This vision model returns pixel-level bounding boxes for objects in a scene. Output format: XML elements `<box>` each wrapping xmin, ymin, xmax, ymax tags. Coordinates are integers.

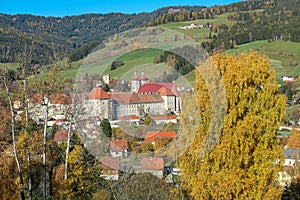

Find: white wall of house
<box><xmin>115</xmin><ymin>102</ymin><xmax>165</xmax><ymax>119</ymax></box>
<box><xmin>85</xmin><ymin>99</ymin><xmax>113</xmax><ymax>120</ymax></box>
<box><xmin>284</xmin><ymin>158</ymin><xmax>298</xmax><ymax>166</ymax></box>
<box><xmin>110</xmin><ymin>149</ymin><xmax>128</xmax><ymax>157</ymax></box>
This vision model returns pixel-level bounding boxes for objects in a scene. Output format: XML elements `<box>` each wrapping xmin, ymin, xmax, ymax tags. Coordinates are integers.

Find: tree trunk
<box><xmin>49</xmin><ymin>145</ymin><xmax>53</xmax><ymax>199</ymax></box>
<box><xmin>27</xmin><ymin>153</ymin><xmax>32</xmax><ymax>200</ymax></box>
<box><xmin>42</xmin><ymin>103</ymin><xmax>48</xmax><ymax>200</ymax></box>
<box><xmin>64</xmin><ymin>122</ymin><xmax>72</xmax><ymax>180</ymax></box>
<box><xmin>4</xmin><ymin>82</ymin><xmax>26</xmax><ymax>200</ymax></box>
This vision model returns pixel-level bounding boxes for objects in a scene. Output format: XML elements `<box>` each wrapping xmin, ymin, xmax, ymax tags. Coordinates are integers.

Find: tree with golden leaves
<box><xmin>180</xmin><ymin>52</ymin><xmax>286</xmax><ymax>199</ymax></box>
<box><xmin>287</xmin><ymin>129</ymin><xmax>300</xmax><ymax>148</ymax></box>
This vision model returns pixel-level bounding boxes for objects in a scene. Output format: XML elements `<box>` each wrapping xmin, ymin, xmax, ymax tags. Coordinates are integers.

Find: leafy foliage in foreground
<box><xmin>180</xmin><ymin>52</ymin><xmax>286</xmax><ymax>199</ymax></box>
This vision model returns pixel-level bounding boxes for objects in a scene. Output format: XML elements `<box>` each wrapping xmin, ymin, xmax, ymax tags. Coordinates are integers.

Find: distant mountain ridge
<box><xmin>0</xmin><ymin>6</ymin><xmax>204</xmax><ymax>65</ymax></box>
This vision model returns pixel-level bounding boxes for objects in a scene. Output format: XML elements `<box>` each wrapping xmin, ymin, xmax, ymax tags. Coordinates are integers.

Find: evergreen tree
<box><xmin>100</xmin><ymin>119</ymin><xmax>112</xmax><ymax>138</ymax></box>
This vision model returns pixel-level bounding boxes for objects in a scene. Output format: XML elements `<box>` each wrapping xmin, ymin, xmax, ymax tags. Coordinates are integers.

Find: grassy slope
<box><xmin>159</xmin><ymin>12</ymin><xmax>233</xmax><ymax>42</ymax></box>
<box><xmin>225</xmin><ymin>40</ymin><xmax>300</xmax><ymax>81</ymax></box>
<box><xmin>52</xmin><ymin>10</ymin><xmax>300</xmax><ymax>88</ymax></box>
<box><xmin>64</xmin><ymin>12</ymin><xmax>236</xmax><ymax>84</ymax></box>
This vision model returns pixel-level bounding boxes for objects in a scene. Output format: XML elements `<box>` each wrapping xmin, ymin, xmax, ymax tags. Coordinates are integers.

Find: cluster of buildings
<box><xmin>28</xmin><ymin>72</ymin><xmax>182</xmax><ymax>125</ymax></box>
<box><xmin>25</xmin><ymin>72</ymin><xmax>182</xmax><ymax>182</ymax></box>
<box><xmin>53</xmin><ymin>128</ymin><xmax>178</xmax><ymax>181</ymax></box>
<box><xmin>179</xmin><ymin>23</ymin><xmax>212</xmax><ymax>30</ymax></box>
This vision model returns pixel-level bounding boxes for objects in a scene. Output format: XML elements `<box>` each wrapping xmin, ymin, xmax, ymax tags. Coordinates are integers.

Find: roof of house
<box><xmin>151</xmin><ymin>116</ymin><xmax>177</xmax><ymax>121</ymax></box>
<box><xmin>138</xmin><ymin>82</ymin><xmax>179</xmax><ymax>96</ymax></box>
<box><xmin>145</xmin><ymin>131</ymin><xmax>177</xmax><ymax>142</ymax></box>
<box><xmin>54</xmin><ymin>129</ymin><xmax>69</xmax><ymax>142</ymax></box>
<box><xmin>30</xmin><ymin>94</ymin><xmax>72</xmax><ymax>105</ymax></box>
<box><xmin>99</xmin><ymin>157</ymin><xmax>120</xmax><ymax>170</ymax></box>
<box><xmin>284</xmin><ymin>148</ymin><xmax>300</xmax><ymax>159</ymax></box>
<box><xmin>158</xmin><ymin>87</ymin><xmax>175</xmax><ymax>96</ymax></box>
<box><xmin>141</xmin><ymin>157</ymin><xmax>164</xmax><ymax>171</ymax></box>
<box><xmin>118</xmin><ymin>115</ymin><xmax>140</xmax><ymax>121</ymax></box>
<box><xmin>110</xmin><ymin>139</ymin><xmax>128</xmax><ymax>152</ymax></box>
<box><xmin>112</xmin><ymin>92</ymin><xmax>163</xmax><ymax>104</ymax></box>
<box><xmin>88</xmin><ymin>87</ymin><xmax>111</xmax><ymax>99</ymax></box>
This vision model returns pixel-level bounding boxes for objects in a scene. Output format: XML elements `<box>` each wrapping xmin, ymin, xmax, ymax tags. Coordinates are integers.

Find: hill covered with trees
<box><xmin>0</xmin><ymin>6</ymin><xmax>204</xmax><ymax>65</ymax></box>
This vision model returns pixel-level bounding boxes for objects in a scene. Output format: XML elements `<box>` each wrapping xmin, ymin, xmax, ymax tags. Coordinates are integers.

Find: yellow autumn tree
<box><xmin>287</xmin><ymin>129</ymin><xmax>300</xmax><ymax>148</ymax></box>
<box><xmin>180</xmin><ymin>52</ymin><xmax>286</xmax><ymax>199</ymax></box>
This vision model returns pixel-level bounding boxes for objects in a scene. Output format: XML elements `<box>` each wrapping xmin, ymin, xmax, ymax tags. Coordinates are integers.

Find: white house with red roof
<box><xmin>99</xmin><ymin>157</ymin><xmax>120</xmax><ymax>180</ymax></box>
<box><xmin>86</xmin><ymin>87</ymin><xmax>113</xmax><ymax>120</ymax></box>
<box><xmin>110</xmin><ymin>139</ymin><xmax>128</xmax><ymax>157</ymax></box>
<box><xmin>140</xmin><ymin>157</ymin><xmax>164</xmax><ymax>178</ymax></box>
<box><xmin>112</xmin><ymin>92</ymin><xmax>165</xmax><ymax>118</ymax></box>
<box><xmin>138</xmin><ymin>82</ymin><xmax>181</xmax><ymax>113</ymax></box>
<box><xmin>151</xmin><ymin>115</ymin><xmax>178</xmax><ymax>125</ymax></box>
<box><xmin>54</xmin><ymin>129</ymin><xmax>70</xmax><ymax>144</ymax></box>
<box><xmin>145</xmin><ymin>131</ymin><xmax>177</xmax><ymax>145</ymax></box>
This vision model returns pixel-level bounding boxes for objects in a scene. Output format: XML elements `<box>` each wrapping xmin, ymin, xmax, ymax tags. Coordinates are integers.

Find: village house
<box><xmin>112</xmin><ymin>92</ymin><xmax>165</xmax><ymax>118</ymax></box>
<box><xmin>140</xmin><ymin>157</ymin><xmax>164</xmax><ymax>178</ymax></box>
<box><xmin>284</xmin><ymin>147</ymin><xmax>300</xmax><ymax>167</ymax></box>
<box><xmin>86</xmin><ymin>87</ymin><xmax>114</xmax><ymax>120</ymax></box>
<box><xmin>110</xmin><ymin>139</ymin><xmax>128</xmax><ymax>157</ymax></box>
<box><xmin>53</xmin><ymin>129</ymin><xmax>69</xmax><ymax>144</ymax></box>
<box><xmin>145</xmin><ymin>131</ymin><xmax>177</xmax><ymax>145</ymax></box>
<box><xmin>151</xmin><ymin>115</ymin><xmax>178</xmax><ymax>125</ymax></box>
<box><xmin>281</xmin><ymin>76</ymin><xmax>294</xmax><ymax>82</ymax></box>
<box><xmin>99</xmin><ymin>157</ymin><xmax>120</xmax><ymax>180</ymax></box>
<box><xmin>137</xmin><ymin>82</ymin><xmax>181</xmax><ymax>113</ymax></box>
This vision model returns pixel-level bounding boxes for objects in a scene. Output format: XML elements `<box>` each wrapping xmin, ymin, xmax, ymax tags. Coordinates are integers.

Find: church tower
<box><xmin>131</xmin><ymin>70</ymin><xmax>140</xmax><ymax>92</ymax></box>
<box><xmin>140</xmin><ymin>71</ymin><xmax>148</xmax><ymax>86</ymax></box>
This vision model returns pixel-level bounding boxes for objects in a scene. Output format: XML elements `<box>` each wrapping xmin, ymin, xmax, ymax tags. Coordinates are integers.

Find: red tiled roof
<box><xmin>145</xmin><ymin>131</ymin><xmax>176</xmax><ymax>142</ymax></box>
<box><xmin>54</xmin><ymin>130</ymin><xmax>69</xmax><ymax>142</ymax></box>
<box><xmin>99</xmin><ymin>157</ymin><xmax>120</xmax><ymax>170</ymax></box>
<box><xmin>118</xmin><ymin>115</ymin><xmax>140</xmax><ymax>120</ymax></box>
<box><xmin>110</xmin><ymin>139</ymin><xmax>128</xmax><ymax>152</ymax></box>
<box><xmin>158</xmin><ymin>87</ymin><xmax>175</xmax><ymax>96</ymax></box>
<box><xmin>138</xmin><ymin>82</ymin><xmax>179</xmax><ymax>96</ymax></box>
<box><xmin>88</xmin><ymin>87</ymin><xmax>111</xmax><ymax>99</ymax></box>
<box><xmin>30</xmin><ymin>94</ymin><xmax>72</xmax><ymax>105</ymax></box>
<box><xmin>141</xmin><ymin>157</ymin><xmax>164</xmax><ymax>171</ymax></box>
<box><xmin>112</xmin><ymin>92</ymin><xmax>163</xmax><ymax>104</ymax></box>
<box><xmin>151</xmin><ymin>116</ymin><xmax>177</xmax><ymax>120</ymax></box>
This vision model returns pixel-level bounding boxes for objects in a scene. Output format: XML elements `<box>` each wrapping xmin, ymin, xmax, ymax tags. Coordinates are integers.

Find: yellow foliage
<box><xmin>180</xmin><ymin>52</ymin><xmax>286</xmax><ymax>199</ymax></box>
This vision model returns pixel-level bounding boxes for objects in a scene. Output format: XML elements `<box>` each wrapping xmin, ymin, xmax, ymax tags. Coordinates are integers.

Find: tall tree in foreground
<box><xmin>180</xmin><ymin>52</ymin><xmax>286</xmax><ymax>199</ymax></box>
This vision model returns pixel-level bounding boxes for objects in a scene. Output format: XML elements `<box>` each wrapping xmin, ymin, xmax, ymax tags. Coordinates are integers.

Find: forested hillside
<box><xmin>0</xmin><ymin>6</ymin><xmax>204</xmax><ymax>65</ymax></box>
<box><xmin>148</xmin><ymin>0</ymin><xmax>300</xmax><ymax>55</ymax></box>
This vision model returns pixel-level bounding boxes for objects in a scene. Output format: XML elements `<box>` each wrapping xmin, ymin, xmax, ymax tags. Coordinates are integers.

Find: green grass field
<box><xmin>103</xmin><ymin>48</ymin><xmax>164</xmax><ymax>79</ymax></box>
<box><xmin>159</xmin><ymin>12</ymin><xmax>234</xmax><ymax>42</ymax></box>
<box><xmin>225</xmin><ymin>40</ymin><xmax>300</xmax><ymax>81</ymax></box>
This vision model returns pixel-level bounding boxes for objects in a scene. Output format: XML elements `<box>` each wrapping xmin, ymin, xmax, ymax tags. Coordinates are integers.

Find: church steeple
<box><xmin>131</xmin><ymin>70</ymin><xmax>140</xmax><ymax>92</ymax></box>
<box><xmin>140</xmin><ymin>70</ymin><xmax>148</xmax><ymax>86</ymax></box>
